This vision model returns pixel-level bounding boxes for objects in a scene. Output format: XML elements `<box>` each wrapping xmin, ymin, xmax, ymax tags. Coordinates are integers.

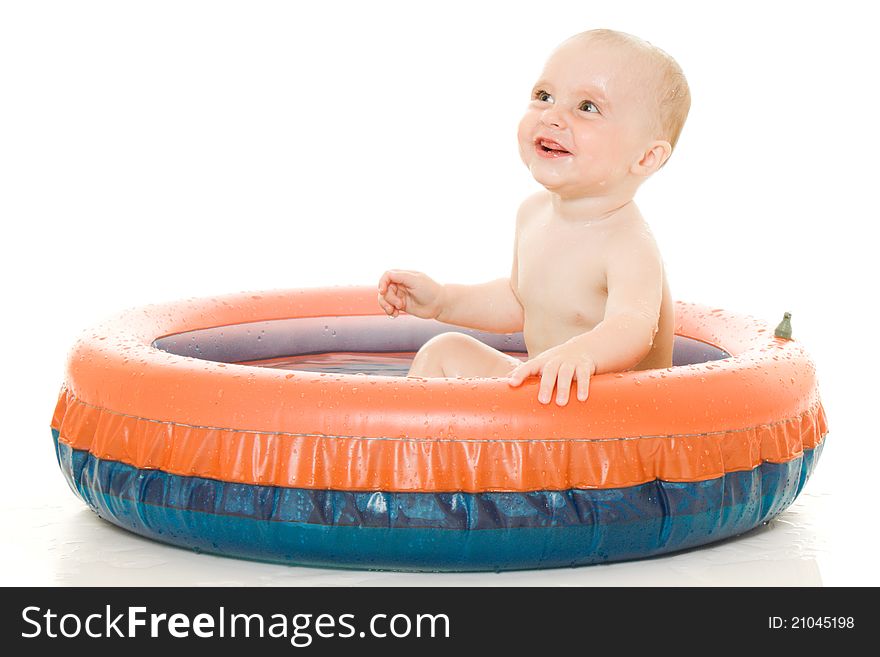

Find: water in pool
<box><xmin>233</xmin><ymin>335</ymin><xmax>728</xmax><ymax>375</ymax></box>
<box><xmin>237</xmin><ymin>352</ymin><xmax>528</xmax><ymax>377</ymax></box>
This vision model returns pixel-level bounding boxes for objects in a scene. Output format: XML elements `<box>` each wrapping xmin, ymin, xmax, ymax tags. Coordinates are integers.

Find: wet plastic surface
<box><xmin>49</xmin><ymin>288</ymin><xmax>828</xmax><ymax>571</ymax></box>
<box><xmin>2</xmin><ymin>480</ymin><xmax>834</xmax><ymax>585</ymax></box>
<box><xmin>54</xmin><ymin>429</ymin><xmax>822</xmax><ymax>571</ymax></box>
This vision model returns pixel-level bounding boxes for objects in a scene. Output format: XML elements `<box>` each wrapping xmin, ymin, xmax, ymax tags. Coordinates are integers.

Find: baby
<box><xmin>377</xmin><ymin>29</ymin><xmax>690</xmax><ymax>406</ymax></box>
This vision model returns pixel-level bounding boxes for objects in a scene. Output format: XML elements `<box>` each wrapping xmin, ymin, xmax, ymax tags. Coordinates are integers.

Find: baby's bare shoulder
<box><xmin>607</xmin><ymin>214</ymin><xmax>664</xmax><ymax>269</ymax></box>
<box><xmin>516</xmin><ymin>190</ymin><xmax>549</xmax><ymax>227</ymax></box>
<box><xmin>611</xmin><ymin>208</ymin><xmax>660</xmax><ymax>245</ymax></box>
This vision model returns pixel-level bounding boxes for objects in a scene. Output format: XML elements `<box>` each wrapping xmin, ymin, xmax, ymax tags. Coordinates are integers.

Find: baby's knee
<box><xmin>408</xmin><ymin>332</ymin><xmax>474</xmax><ymax>377</ymax></box>
<box><xmin>420</xmin><ymin>331</ymin><xmax>474</xmax><ymax>353</ymax></box>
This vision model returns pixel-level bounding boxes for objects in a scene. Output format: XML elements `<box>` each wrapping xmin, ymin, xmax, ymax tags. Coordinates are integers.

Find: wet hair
<box><xmin>564</xmin><ymin>29</ymin><xmax>691</xmax><ymax>153</ymax></box>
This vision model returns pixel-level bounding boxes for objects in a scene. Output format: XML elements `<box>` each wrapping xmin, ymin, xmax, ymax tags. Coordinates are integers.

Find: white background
<box><xmin>1</xmin><ymin>0</ymin><xmax>877</xmax><ymax>586</ymax></box>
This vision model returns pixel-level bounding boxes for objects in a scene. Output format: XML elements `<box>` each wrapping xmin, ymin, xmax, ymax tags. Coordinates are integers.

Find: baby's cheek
<box><xmin>516</xmin><ymin>115</ymin><xmax>534</xmax><ymax>142</ymax></box>
<box><xmin>516</xmin><ymin>120</ymin><xmax>535</xmax><ymax>162</ymax></box>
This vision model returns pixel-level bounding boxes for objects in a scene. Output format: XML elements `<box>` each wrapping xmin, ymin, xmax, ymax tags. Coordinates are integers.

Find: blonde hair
<box><xmin>565</xmin><ymin>29</ymin><xmax>691</xmax><ymax>152</ymax></box>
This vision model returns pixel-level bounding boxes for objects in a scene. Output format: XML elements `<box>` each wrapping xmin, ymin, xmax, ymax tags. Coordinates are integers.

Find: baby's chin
<box><xmin>526</xmin><ymin>161</ymin><xmax>572</xmax><ymax>190</ymax></box>
<box><xmin>526</xmin><ymin>165</ymin><xmax>618</xmax><ymax>199</ymax></box>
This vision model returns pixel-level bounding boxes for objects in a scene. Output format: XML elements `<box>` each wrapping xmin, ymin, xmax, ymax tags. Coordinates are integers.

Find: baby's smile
<box><xmin>535</xmin><ymin>137</ymin><xmax>573</xmax><ymax>159</ymax></box>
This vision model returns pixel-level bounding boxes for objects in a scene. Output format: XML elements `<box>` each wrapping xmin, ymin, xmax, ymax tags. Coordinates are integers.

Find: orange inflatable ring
<box><xmin>50</xmin><ymin>286</ymin><xmax>828</xmax><ymax>570</ymax></box>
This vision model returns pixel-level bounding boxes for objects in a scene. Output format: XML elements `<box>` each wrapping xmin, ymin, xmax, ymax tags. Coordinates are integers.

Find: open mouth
<box><xmin>535</xmin><ymin>138</ymin><xmax>572</xmax><ymax>158</ymax></box>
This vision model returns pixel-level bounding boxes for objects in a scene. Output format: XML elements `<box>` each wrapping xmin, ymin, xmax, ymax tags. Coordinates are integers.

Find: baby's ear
<box><xmin>631</xmin><ymin>140</ymin><xmax>672</xmax><ymax>177</ymax></box>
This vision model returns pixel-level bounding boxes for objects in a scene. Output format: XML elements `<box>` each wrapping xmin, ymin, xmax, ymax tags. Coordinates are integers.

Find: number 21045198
<box><xmin>769</xmin><ymin>617</ymin><xmax>854</xmax><ymax>629</ymax></box>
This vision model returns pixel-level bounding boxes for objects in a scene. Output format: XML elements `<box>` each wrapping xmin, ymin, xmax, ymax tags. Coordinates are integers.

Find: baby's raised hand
<box><xmin>508</xmin><ymin>342</ymin><xmax>597</xmax><ymax>406</ymax></box>
<box><xmin>377</xmin><ymin>269</ymin><xmax>445</xmax><ymax>320</ymax></box>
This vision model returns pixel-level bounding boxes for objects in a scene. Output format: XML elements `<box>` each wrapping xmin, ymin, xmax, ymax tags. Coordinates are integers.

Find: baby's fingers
<box><xmin>555</xmin><ymin>363</ymin><xmax>576</xmax><ymax>406</ymax></box>
<box><xmin>378</xmin><ymin>271</ymin><xmax>392</xmax><ymax>295</ymax></box>
<box><xmin>377</xmin><ymin>292</ymin><xmax>397</xmax><ymax>317</ymax></box>
<box><xmin>575</xmin><ymin>364</ymin><xmax>592</xmax><ymax>401</ymax></box>
<box><xmin>385</xmin><ymin>283</ymin><xmax>404</xmax><ymax>306</ymax></box>
<box><xmin>538</xmin><ymin>360</ymin><xmax>561</xmax><ymax>404</ymax></box>
<box><xmin>508</xmin><ymin>360</ymin><xmax>540</xmax><ymax>387</ymax></box>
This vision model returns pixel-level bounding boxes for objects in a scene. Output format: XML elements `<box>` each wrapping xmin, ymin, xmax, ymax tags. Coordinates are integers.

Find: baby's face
<box><xmin>517</xmin><ymin>37</ymin><xmax>662</xmax><ymax>197</ymax></box>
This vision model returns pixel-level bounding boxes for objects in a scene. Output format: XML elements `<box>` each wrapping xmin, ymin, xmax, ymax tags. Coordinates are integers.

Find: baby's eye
<box><xmin>533</xmin><ymin>89</ymin><xmax>553</xmax><ymax>103</ymax></box>
<box><xmin>579</xmin><ymin>100</ymin><xmax>599</xmax><ymax>114</ymax></box>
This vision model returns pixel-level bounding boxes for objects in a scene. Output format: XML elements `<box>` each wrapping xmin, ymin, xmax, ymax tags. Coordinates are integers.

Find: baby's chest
<box><xmin>516</xmin><ymin>231</ymin><xmax>608</xmax><ymax>322</ymax></box>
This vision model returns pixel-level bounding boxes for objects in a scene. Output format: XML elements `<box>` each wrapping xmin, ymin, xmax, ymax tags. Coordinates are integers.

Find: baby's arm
<box><xmin>569</xmin><ymin>235</ymin><xmax>663</xmax><ymax>373</ymax></box>
<box><xmin>379</xmin><ymin>265</ymin><xmax>522</xmax><ymax>333</ymax></box>
<box><xmin>435</xmin><ymin>276</ymin><xmax>523</xmax><ymax>333</ymax></box>
<box><xmin>509</xmin><ymin>232</ymin><xmax>663</xmax><ymax>404</ymax></box>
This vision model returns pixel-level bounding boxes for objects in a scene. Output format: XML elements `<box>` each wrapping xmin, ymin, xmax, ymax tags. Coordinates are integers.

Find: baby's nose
<box><xmin>540</xmin><ymin>106</ymin><xmax>566</xmax><ymax>129</ymax></box>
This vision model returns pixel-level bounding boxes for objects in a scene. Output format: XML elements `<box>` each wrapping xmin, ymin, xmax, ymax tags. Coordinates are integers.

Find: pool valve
<box><xmin>774</xmin><ymin>312</ymin><xmax>792</xmax><ymax>340</ymax></box>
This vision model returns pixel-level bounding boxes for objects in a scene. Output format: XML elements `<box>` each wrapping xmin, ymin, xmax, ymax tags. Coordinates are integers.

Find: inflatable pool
<box><xmin>50</xmin><ymin>286</ymin><xmax>827</xmax><ymax>571</ymax></box>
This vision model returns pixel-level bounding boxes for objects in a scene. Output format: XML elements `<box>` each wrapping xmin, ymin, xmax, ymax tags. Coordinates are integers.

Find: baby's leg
<box><xmin>407</xmin><ymin>332</ymin><xmax>522</xmax><ymax>378</ymax></box>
